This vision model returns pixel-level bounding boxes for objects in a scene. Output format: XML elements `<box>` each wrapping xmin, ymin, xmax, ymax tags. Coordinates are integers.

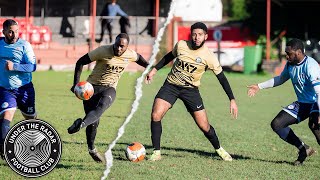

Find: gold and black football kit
<box><xmin>150</xmin><ymin>23</ymin><xmax>235</xmax><ymax>159</ymax></box>
<box><xmin>87</xmin><ymin>45</ymin><xmax>139</xmax><ymax>88</ymax></box>
<box><xmin>70</xmin><ymin>44</ymin><xmax>149</xmax><ymax>152</ymax></box>
<box><xmin>167</xmin><ymin>40</ymin><xmax>222</xmax><ymax>88</ymax></box>
<box><xmin>154</xmin><ymin>40</ymin><xmax>234</xmax><ymax>112</ymax></box>
<box><xmin>74</xmin><ymin>45</ymin><xmax>148</xmax><ymax>121</ymax></box>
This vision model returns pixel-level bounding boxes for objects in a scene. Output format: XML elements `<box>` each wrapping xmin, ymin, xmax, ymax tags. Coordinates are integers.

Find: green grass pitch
<box><xmin>1</xmin><ymin>69</ymin><xmax>319</xmax><ymax>179</ymax></box>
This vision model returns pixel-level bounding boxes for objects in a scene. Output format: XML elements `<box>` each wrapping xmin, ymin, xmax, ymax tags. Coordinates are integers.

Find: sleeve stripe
<box><xmin>312</xmin><ymin>82</ymin><xmax>320</xmax><ymax>86</ymax></box>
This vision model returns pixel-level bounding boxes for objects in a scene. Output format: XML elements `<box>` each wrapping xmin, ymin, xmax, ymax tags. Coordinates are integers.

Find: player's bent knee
<box><xmin>151</xmin><ymin>112</ymin><xmax>162</xmax><ymax>122</ymax></box>
<box><xmin>3</xmin><ymin>110</ymin><xmax>16</xmax><ymax>121</ymax></box>
<box><xmin>270</xmin><ymin>120</ymin><xmax>277</xmax><ymax>132</ymax></box>
<box><xmin>151</xmin><ymin>107</ymin><xmax>167</xmax><ymax>121</ymax></box>
<box><xmin>197</xmin><ymin>121</ymin><xmax>210</xmax><ymax>132</ymax></box>
<box><xmin>271</xmin><ymin>118</ymin><xmax>283</xmax><ymax>132</ymax></box>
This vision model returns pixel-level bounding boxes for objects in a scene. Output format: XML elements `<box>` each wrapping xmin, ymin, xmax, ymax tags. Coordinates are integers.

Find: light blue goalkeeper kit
<box><xmin>0</xmin><ymin>37</ymin><xmax>36</xmax><ymax>90</ymax></box>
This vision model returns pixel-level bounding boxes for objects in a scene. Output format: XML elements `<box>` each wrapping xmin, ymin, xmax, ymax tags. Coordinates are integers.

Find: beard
<box><xmin>191</xmin><ymin>40</ymin><xmax>205</xmax><ymax>50</ymax></box>
<box><xmin>5</xmin><ymin>36</ymin><xmax>17</xmax><ymax>44</ymax></box>
<box><xmin>287</xmin><ymin>57</ymin><xmax>300</xmax><ymax>65</ymax></box>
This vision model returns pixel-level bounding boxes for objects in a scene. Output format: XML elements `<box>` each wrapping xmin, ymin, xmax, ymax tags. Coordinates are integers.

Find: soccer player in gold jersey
<box><xmin>68</xmin><ymin>33</ymin><xmax>149</xmax><ymax>163</ymax></box>
<box><xmin>145</xmin><ymin>22</ymin><xmax>238</xmax><ymax>161</ymax></box>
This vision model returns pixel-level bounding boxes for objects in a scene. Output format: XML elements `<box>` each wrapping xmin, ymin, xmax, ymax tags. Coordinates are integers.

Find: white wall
<box><xmin>173</xmin><ymin>0</ymin><xmax>222</xmax><ymax>22</ymax></box>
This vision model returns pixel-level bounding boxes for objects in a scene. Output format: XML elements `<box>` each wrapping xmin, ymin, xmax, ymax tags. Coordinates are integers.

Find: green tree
<box><xmin>232</xmin><ymin>0</ymin><xmax>250</xmax><ymax>20</ymax></box>
<box><xmin>222</xmin><ymin>0</ymin><xmax>250</xmax><ymax>20</ymax></box>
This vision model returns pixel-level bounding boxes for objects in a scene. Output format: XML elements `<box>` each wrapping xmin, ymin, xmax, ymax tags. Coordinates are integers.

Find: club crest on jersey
<box><xmin>15</xmin><ymin>47</ymin><xmax>22</xmax><ymax>51</ymax></box>
<box><xmin>195</xmin><ymin>57</ymin><xmax>202</xmax><ymax>63</ymax></box>
<box><xmin>2</xmin><ymin>102</ymin><xmax>9</xmax><ymax>108</ymax></box>
<box><xmin>287</xmin><ymin>104</ymin><xmax>295</xmax><ymax>110</ymax></box>
<box><xmin>314</xmin><ymin>77</ymin><xmax>320</xmax><ymax>84</ymax></box>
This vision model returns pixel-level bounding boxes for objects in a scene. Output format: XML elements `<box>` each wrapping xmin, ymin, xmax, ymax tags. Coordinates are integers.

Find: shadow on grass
<box><xmin>111</xmin><ymin>143</ymin><xmax>305</xmax><ymax>166</ymax></box>
<box><xmin>250</xmin><ymin>158</ymin><xmax>293</xmax><ymax>165</ymax></box>
<box><xmin>55</xmin><ymin>163</ymin><xmax>83</xmax><ymax>169</ymax></box>
<box><xmin>0</xmin><ymin>161</ymin><xmax>8</xmax><ymax>167</ymax></box>
<box><xmin>62</xmin><ymin>140</ymin><xmax>110</xmax><ymax>146</ymax></box>
<box><xmin>104</xmin><ymin>115</ymin><xmax>127</xmax><ymax>118</ymax></box>
<box><xmin>65</xmin><ymin>115</ymin><xmax>127</xmax><ymax>122</ymax></box>
<box><xmin>60</xmin><ymin>141</ymin><xmax>301</xmax><ymax>167</ymax></box>
<box><xmin>55</xmin><ymin>163</ymin><xmax>104</xmax><ymax>170</ymax></box>
<box><xmin>143</xmin><ymin>145</ymin><xmax>298</xmax><ymax>165</ymax></box>
<box><xmin>110</xmin><ymin>142</ymin><xmax>252</xmax><ymax>161</ymax></box>
<box><xmin>160</xmin><ymin>146</ymin><xmax>252</xmax><ymax>161</ymax></box>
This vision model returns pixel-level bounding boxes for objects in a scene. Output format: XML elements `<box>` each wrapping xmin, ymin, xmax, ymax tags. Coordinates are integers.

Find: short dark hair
<box><xmin>287</xmin><ymin>38</ymin><xmax>304</xmax><ymax>52</ymax></box>
<box><xmin>3</xmin><ymin>19</ymin><xmax>18</xmax><ymax>30</ymax></box>
<box><xmin>191</xmin><ymin>22</ymin><xmax>208</xmax><ymax>33</ymax></box>
<box><xmin>115</xmin><ymin>33</ymin><xmax>130</xmax><ymax>43</ymax></box>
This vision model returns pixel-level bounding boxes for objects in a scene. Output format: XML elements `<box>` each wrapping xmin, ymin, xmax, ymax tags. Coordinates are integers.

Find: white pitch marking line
<box><xmin>101</xmin><ymin>1</ymin><xmax>178</xmax><ymax>179</ymax></box>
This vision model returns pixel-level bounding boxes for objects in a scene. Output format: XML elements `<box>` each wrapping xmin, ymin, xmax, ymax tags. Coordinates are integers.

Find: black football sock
<box><xmin>151</xmin><ymin>121</ymin><xmax>162</xmax><ymax>150</ymax></box>
<box><xmin>285</xmin><ymin>129</ymin><xmax>304</xmax><ymax>149</ymax></box>
<box><xmin>203</xmin><ymin>125</ymin><xmax>220</xmax><ymax>149</ymax></box>
<box><xmin>86</xmin><ymin>122</ymin><xmax>99</xmax><ymax>150</ymax></box>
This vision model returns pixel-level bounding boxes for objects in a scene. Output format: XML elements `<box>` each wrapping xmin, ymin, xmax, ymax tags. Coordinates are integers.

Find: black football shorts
<box><xmin>155</xmin><ymin>81</ymin><xmax>204</xmax><ymax>112</ymax></box>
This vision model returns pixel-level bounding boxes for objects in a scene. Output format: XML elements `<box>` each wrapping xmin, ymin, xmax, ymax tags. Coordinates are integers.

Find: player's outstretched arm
<box><xmin>230</xmin><ymin>99</ymin><xmax>238</xmax><ymax>119</ymax></box>
<box><xmin>71</xmin><ymin>54</ymin><xmax>92</xmax><ymax>93</ymax></box>
<box><xmin>145</xmin><ymin>68</ymin><xmax>157</xmax><ymax>84</ymax></box>
<box><xmin>135</xmin><ymin>53</ymin><xmax>149</xmax><ymax>68</ymax></box>
<box><xmin>247</xmin><ymin>75</ymin><xmax>288</xmax><ymax>98</ymax></box>
<box><xmin>145</xmin><ymin>51</ymin><xmax>175</xmax><ymax>84</ymax></box>
<box><xmin>216</xmin><ymin>72</ymin><xmax>238</xmax><ymax>119</ymax></box>
<box><xmin>247</xmin><ymin>84</ymin><xmax>260</xmax><ymax>97</ymax></box>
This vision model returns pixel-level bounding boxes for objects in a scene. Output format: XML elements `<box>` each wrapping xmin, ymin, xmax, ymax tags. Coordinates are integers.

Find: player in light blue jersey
<box><xmin>247</xmin><ymin>38</ymin><xmax>320</xmax><ymax>166</ymax></box>
<box><xmin>0</xmin><ymin>19</ymin><xmax>37</xmax><ymax>158</ymax></box>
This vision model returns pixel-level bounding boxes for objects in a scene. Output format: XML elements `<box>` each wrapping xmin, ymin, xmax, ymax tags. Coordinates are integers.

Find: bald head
<box><xmin>113</xmin><ymin>33</ymin><xmax>129</xmax><ymax>56</ymax></box>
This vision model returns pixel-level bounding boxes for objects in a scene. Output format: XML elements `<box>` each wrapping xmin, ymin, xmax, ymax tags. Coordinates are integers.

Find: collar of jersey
<box><xmin>295</xmin><ymin>55</ymin><xmax>307</xmax><ymax>66</ymax></box>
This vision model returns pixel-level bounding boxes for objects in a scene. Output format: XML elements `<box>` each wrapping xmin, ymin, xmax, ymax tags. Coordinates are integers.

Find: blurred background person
<box><xmin>139</xmin><ymin>19</ymin><xmax>154</xmax><ymax>37</ymax></box>
<box><xmin>59</xmin><ymin>9</ymin><xmax>75</xmax><ymax>38</ymax></box>
<box><xmin>97</xmin><ymin>0</ymin><xmax>128</xmax><ymax>43</ymax></box>
<box><xmin>119</xmin><ymin>16</ymin><xmax>130</xmax><ymax>34</ymax></box>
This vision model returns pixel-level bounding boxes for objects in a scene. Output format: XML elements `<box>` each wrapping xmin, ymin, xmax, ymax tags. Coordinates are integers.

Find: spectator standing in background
<box><xmin>119</xmin><ymin>16</ymin><xmax>130</xmax><ymax>34</ymax></box>
<box><xmin>97</xmin><ymin>0</ymin><xmax>128</xmax><ymax>43</ymax></box>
